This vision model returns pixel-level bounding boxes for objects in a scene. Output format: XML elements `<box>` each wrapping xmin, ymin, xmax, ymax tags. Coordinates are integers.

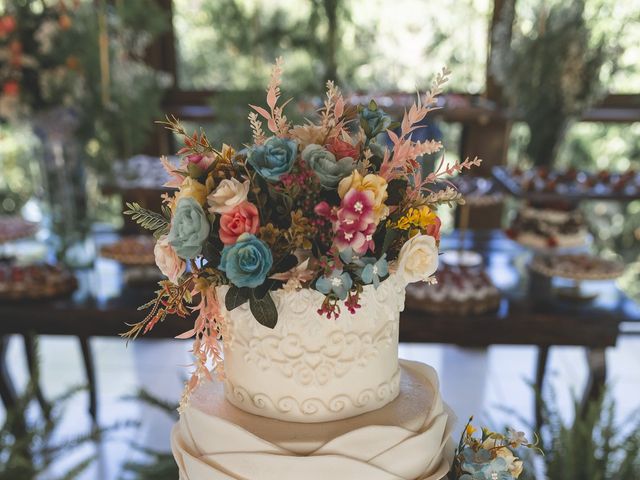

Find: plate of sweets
<box><xmin>0</xmin><ymin>216</ymin><xmax>38</xmax><ymax>244</ymax></box>
<box><xmin>100</xmin><ymin>235</ymin><xmax>156</xmax><ymax>266</ymax></box>
<box><xmin>506</xmin><ymin>201</ymin><xmax>588</xmax><ymax>250</ymax></box>
<box><xmin>530</xmin><ymin>253</ymin><xmax>625</xmax><ymax>281</ymax></box>
<box><xmin>449</xmin><ymin>175</ymin><xmax>504</xmax><ymax>207</ymax></box>
<box><xmin>405</xmin><ymin>263</ymin><xmax>501</xmax><ymax>315</ymax></box>
<box><xmin>493</xmin><ymin>166</ymin><xmax>640</xmax><ymax>201</ymax></box>
<box><xmin>0</xmin><ymin>262</ymin><xmax>78</xmax><ymax>301</ymax></box>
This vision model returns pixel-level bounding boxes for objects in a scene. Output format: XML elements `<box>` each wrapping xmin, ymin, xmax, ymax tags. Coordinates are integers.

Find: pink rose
<box><xmin>186</xmin><ymin>153</ymin><xmax>215</xmax><ymax>170</ymax></box>
<box><xmin>154</xmin><ymin>234</ymin><xmax>186</xmax><ymax>283</ymax></box>
<box><xmin>219</xmin><ymin>202</ymin><xmax>260</xmax><ymax>245</ymax></box>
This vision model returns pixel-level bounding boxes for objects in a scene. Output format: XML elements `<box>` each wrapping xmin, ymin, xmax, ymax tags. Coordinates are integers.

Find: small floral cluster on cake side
<box><xmin>449</xmin><ymin>419</ymin><xmax>539</xmax><ymax>480</ymax></box>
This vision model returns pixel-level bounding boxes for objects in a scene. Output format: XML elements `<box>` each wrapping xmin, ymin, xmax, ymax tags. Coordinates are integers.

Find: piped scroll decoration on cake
<box><xmin>225</xmin><ymin>367</ymin><xmax>401</xmax><ymax>417</ymax></box>
<box><xmin>223</xmin><ymin>276</ymin><xmax>403</xmax><ymax>387</ymax></box>
<box><xmin>233</xmin><ymin>322</ymin><xmax>396</xmax><ymax>386</ymax></box>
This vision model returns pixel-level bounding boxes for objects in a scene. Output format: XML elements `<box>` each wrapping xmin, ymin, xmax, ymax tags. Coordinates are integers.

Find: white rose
<box><xmin>207</xmin><ymin>178</ymin><xmax>250</xmax><ymax>214</ymax></box>
<box><xmin>154</xmin><ymin>234</ymin><xmax>186</xmax><ymax>283</ymax></box>
<box><xmin>396</xmin><ymin>234</ymin><xmax>438</xmax><ymax>284</ymax></box>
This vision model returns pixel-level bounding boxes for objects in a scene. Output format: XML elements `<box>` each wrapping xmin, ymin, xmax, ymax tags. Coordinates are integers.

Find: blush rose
<box><xmin>219</xmin><ymin>201</ymin><xmax>260</xmax><ymax>245</ymax></box>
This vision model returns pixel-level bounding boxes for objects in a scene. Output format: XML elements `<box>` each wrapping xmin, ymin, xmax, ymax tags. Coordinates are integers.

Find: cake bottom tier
<box><xmin>171</xmin><ymin>360</ymin><xmax>455</xmax><ymax>480</ymax></box>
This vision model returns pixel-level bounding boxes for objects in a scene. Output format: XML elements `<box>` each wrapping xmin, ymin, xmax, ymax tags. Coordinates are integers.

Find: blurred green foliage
<box><xmin>173</xmin><ymin>0</ymin><xmax>491</xmax><ymax>93</ymax></box>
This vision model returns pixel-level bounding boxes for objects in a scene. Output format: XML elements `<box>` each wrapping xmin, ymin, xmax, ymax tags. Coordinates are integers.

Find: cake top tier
<box><xmin>221</xmin><ymin>274</ymin><xmax>406</xmax><ymax>423</ymax></box>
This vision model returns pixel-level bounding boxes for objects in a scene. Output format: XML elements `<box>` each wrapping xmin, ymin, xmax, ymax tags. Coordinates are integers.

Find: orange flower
<box><xmin>2</xmin><ymin>81</ymin><xmax>19</xmax><ymax>96</ymax></box>
<box><xmin>59</xmin><ymin>14</ymin><xmax>72</xmax><ymax>30</ymax></box>
<box><xmin>66</xmin><ymin>55</ymin><xmax>80</xmax><ymax>70</ymax></box>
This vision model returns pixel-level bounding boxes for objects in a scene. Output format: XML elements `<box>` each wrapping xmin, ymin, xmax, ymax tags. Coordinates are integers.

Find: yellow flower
<box><xmin>392</xmin><ymin>206</ymin><xmax>438</xmax><ymax>234</ymax></box>
<box><xmin>338</xmin><ymin>171</ymin><xmax>389</xmax><ymax>222</ymax></box>
<box><xmin>466</xmin><ymin>424</ymin><xmax>477</xmax><ymax>437</ymax></box>
<box><xmin>417</xmin><ymin>206</ymin><xmax>438</xmax><ymax>229</ymax></box>
<box><xmin>176</xmin><ymin>177</ymin><xmax>208</xmax><ymax>206</ymax></box>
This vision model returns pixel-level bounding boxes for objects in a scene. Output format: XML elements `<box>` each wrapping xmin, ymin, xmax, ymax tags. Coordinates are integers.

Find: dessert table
<box><xmin>0</xmin><ymin>230</ymin><xmax>638</xmax><ymax>427</ymax></box>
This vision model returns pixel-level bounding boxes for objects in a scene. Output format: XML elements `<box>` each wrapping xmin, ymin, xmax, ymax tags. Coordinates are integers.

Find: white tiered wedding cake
<box><xmin>171</xmin><ymin>276</ymin><xmax>455</xmax><ymax>479</ymax></box>
<box><xmin>120</xmin><ymin>60</ymin><xmax>486</xmax><ymax>479</ymax></box>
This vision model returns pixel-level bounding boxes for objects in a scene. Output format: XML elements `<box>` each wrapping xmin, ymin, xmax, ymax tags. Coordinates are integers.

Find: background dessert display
<box><xmin>494</xmin><ymin>165</ymin><xmax>640</xmax><ymax>201</ymax></box>
<box><xmin>99</xmin><ymin>236</ymin><xmax>156</xmax><ymax>266</ymax></box>
<box><xmin>0</xmin><ymin>215</ymin><xmax>38</xmax><ymax>244</ymax></box>
<box><xmin>0</xmin><ymin>261</ymin><xmax>77</xmax><ymax>301</ymax></box>
<box><xmin>506</xmin><ymin>202</ymin><xmax>588</xmax><ymax>249</ymax></box>
<box><xmin>406</xmin><ymin>263</ymin><xmax>501</xmax><ymax>316</ymax></box>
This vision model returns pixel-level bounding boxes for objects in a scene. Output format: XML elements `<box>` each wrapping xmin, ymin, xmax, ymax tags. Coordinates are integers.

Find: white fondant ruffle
<box><xmin>172</xmin><ymin>360</ymin><xmax>455</xmax><ymax>480</ymax></box>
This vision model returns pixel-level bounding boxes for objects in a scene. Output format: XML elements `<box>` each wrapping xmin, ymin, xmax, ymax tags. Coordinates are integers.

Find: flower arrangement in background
<box><xmin>124</xmin><ymin>58</ymin><xmax>481</xmax><ymax>404</ymax></box>
<box><xmin>0</xmin><ymin>0</ymin><xmax>170</xmax><ymax>166</ymax></box>
<box><xmin>449</xmin><ymin>419</ymin><xmax>539</xmax><ymax>480</ymax></box>
<box><xmin>0</xmin><ymin>1</ymin><xmax>82</xmax><ymax>122</ymax></box>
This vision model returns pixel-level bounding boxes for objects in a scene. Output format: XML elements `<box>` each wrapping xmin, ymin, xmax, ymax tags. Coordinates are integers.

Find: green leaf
<box><xmin>253</xmin><ymin>280</ymin><xmax>275</xmax><ymax>300</ymax></box>
<box><xmin>249</xmin><ymin>292</ymin><xmax>278</xmax><ymax>329</ymax></box>
<box><xmin>225</xmin><ymin>286</ymin><xmax>250</xmax><ymax>310</ymax></box>
<box><xmin>123</xmin><ymin>202</ymin><xmax>169</xmax><ymax>238</ymax></box>
<box><xmin>202</xmin><ymin>240</ymin><xmax>222</xmax><ymax>267</ymax></box>
<box><xmin>381</xmin><ymin>228</ymin><xmax>399</xmax><ymax>254</ymax></box>
<box><xmin>187</xmin><ymin>162</ymin><xmax>204</xmax><ymax>179</ymax></box>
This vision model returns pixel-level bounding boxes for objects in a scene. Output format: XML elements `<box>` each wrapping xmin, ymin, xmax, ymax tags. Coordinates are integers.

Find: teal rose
<box><xmin>247</xmin><ymin>137</ymin><xmax>298</xmax><ymax>182</ymax></box>
<box><xmin>219</xmin><ymin>233</ymin><xmax>273</xmax><ymax>288</ymax></box>
<box><xmin>302</xmin><ymin>144</ymin><xmax>354</xmax><ymax>188</ymax></box>
<box><xmin>359</xmin><ymin>100</ymin><xmax>391</xmax><ymax>137</ymax></box>
<box><xmin>167</xmin><ymin>197</ymin><xmax>210</xmax><ymax>259</ymax></box>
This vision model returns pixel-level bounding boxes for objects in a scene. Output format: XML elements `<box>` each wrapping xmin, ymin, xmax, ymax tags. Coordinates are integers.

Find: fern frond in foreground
<box><xmin>123</xmin><ymin>202</ymin><xmax>170</xmax><ymax>238</ymax></box>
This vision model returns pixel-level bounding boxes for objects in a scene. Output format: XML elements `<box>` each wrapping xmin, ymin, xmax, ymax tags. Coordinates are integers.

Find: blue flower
<box><xmin>460</xmin><ymin>448</ymin><xmax>513</xmax><ymax>480</ymax></box>
<box><xmin>301</xmin><ymin>144</ymin><xmax>354</xmax><ymax>188</ymax></box>
<box><xmin>356</xmin><ymin>254</ymin><xmax>389</xmax><ymax>288</ymax></box>
<box><xmin>315</xmin><ymin>269</ymin><xmax>353</xmax><ymax>301</ymax></box>
<box><xmin>167</xmin><ymin>197</ymin><xmax>210</xmax><ymax>259</ymax></box>
<box><xmin>219</xmin><ymin>233</ymin><xmax>273</xmax><ymax>288</ymax></box>
<box><xmin>247</xmin><ymin>136</ymin><xmax>298</xmax><ymax>182</ymax></box>
<box><xmin>359</xmin><ymin>100</ymin><xmax>391</xmax><ymax>137</ymax></box>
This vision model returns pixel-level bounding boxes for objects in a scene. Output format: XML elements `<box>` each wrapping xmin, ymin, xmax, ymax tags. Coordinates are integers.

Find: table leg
<box><xmin>580</xmin><ymin>348</ymin><xmax>607</xmax><ymax>417</ymax></box>
<box><xmin>0</xmin><ymin>335</ymin><xmax>18</xmax><ymax>411</ymax></box>
<box><xmin>78</xmin><ymin>336</ymin><xmax>98</xmax><ymax>423</ymax></box>
<box><xmin>22</xmin><ymin>333</ymin><xmax>51</xmax><ymax>419</ymax></box>
<box><xmin>535</xmin><ymin>345</ymin><xmax>549</xmax><ymax>433</ymax></box>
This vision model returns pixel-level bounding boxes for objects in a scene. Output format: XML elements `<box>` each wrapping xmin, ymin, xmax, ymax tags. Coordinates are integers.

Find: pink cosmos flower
<box><xmin>335</xmin><ymin>189</ymin><xmax>374</xmax><ymax>233</ymax></box>
<box><xmin>334</xmin><ymin>222</ymin><xmax>376</xmax><ymax>255</ymax></box>
<box><xmin>219</xmin><ymin>201</ymin><xmax>260</xmax><ymax>245</ymax></box>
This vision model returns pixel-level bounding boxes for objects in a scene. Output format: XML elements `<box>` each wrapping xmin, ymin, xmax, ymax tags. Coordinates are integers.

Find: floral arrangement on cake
<box><xmin>124</xmin><ymin>58</ymin><xmax>481</xmax><ymax>400</ymax></box>
<box><xmin>449</xmin><ymin>419</ymin><xmax>539</xmax><ymax>480</ymax></box>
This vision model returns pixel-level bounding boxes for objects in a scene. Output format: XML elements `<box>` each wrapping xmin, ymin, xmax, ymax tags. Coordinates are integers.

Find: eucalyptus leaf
<box><xmin>225</xmin><ymin>286</ymin><xmax>250</xmax><ymax>310</ymax></box>
<box><xmin>249</xmin><ymin>292</ymin><xmax>278</xmax><ymax>329</ymax></box>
